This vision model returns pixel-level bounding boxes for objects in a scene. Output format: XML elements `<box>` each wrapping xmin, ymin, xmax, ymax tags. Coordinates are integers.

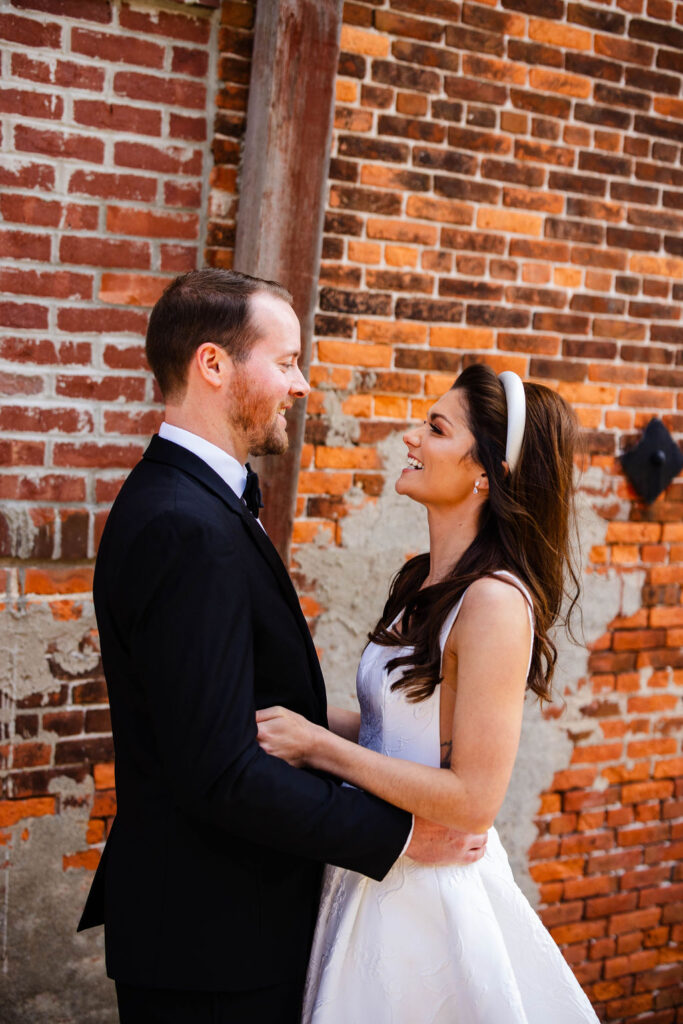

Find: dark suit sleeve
<box><xmin>124</xmin><ymin>513</ymin><xmax>411</xmax><ymax>881</ymax></box>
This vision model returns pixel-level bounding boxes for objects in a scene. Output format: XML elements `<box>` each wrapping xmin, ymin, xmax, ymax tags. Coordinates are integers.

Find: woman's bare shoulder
<box><xmin>461</xmin><ymin>574</ymin><xmax>531</xmax><ymax>615</ymax></box>
<box><xmin>444</xmin><ymin>575</ymin><xmax>531</xmax><ymax>660</ymax></box>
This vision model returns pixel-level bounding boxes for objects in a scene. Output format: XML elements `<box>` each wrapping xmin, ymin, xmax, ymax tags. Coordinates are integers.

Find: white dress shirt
<box><xmin>159</xmin><ymin>422</ymin><xmax>248</xmax><ymax>499</ymax></box>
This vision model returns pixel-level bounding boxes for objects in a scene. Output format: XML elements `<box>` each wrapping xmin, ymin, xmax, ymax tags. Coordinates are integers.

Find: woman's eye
<box><xmin>429</xmin><ymin>422</ymin><xmax>442</xmax><ymax>434</ymax></box>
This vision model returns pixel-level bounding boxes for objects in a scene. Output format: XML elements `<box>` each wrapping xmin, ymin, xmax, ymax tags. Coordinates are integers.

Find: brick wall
<box><xmin>0</xmin><ymin>1</ymin><xmax>215</xmax><ymax>1013</ymax></box>
<box><xmin>1</xmin><ymin>0</ymin><xmax>682</xmax><ymax>1019</ymax></box>
<box><xmin>210</xmin><ymin>2</ymin><xmax>683</xmax><ymax>1021</ymax></box>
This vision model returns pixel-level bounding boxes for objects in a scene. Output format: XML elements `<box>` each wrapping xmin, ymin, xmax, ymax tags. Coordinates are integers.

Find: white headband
<box><xmin>498</xmin><ymin>371</ymin><xmax>526</xmax><ymax>473</ymax></box>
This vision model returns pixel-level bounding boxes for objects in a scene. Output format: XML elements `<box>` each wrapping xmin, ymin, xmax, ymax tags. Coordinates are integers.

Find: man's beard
<box><xmin>229</xmin><ymin>372</ymin><xmax>289</xmax><ymax>457</ymax></box>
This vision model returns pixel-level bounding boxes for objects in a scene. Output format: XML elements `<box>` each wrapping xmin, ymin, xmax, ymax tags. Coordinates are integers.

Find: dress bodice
<box><xmin>357</xmin><ymin>571</ymin><xmax>535</xmax><ymax>769</ymax></box>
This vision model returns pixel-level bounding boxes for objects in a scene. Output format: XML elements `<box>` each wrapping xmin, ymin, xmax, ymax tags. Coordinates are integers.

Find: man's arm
<box><xmin>121</xmin><ymin>513</ymin><xmax>412</xmax><ymax>880</ymax></box>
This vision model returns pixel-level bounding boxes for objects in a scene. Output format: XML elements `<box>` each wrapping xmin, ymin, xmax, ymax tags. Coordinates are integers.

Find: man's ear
<box><xmin>194</xmin><ymin>343</ymin><xmax>232</xmax><ymax>389</ymax></box>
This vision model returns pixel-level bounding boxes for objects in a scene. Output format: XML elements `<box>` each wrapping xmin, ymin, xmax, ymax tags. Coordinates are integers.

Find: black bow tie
<box><xmin>242</xmin><ymin>463</ymin><xmax>263</xmax><ymax>519</ymax></box>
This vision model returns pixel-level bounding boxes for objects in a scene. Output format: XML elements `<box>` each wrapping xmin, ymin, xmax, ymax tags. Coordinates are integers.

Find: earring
<box><xmin>473</xmin><ymin>480</ymin><xmax>479</xmax><ymax>494</ymax></box>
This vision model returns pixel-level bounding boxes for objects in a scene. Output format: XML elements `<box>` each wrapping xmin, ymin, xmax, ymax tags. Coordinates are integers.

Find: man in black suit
<box><xmin>79</xmin><ymin>269</ymin><xmax>486</xmax><ymax>1023</ymax></box>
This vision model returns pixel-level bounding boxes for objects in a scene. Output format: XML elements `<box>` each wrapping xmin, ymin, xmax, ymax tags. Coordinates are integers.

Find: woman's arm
<box><xmin>257</xmin><ymin>579</ymin><xmax>531</xmax><ymax>834</ymax></box>
<box><xmin>327</xmin><ymin>706</ymin><xmax>361</xmax><ymax>742</ymax></box>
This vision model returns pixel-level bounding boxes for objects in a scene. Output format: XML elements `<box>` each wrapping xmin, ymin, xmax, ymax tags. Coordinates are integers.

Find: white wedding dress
<box><xmin>302</xmin><ymin>572</ymin><xmax>598</xmax><ymax>1023</ymax></box>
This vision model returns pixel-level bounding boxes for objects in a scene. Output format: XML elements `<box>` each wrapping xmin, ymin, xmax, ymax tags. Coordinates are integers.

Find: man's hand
<box><xmin>405</xmin><ymin>816</ymin><xmax>488</xmax><ymax>866</ymax></box>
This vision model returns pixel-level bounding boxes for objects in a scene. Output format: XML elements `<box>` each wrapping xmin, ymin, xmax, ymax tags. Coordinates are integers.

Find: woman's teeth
<box><xmin>407</xmin><ymin>455</ymin><xmax>424</xmax><ymax>470</ymax></box>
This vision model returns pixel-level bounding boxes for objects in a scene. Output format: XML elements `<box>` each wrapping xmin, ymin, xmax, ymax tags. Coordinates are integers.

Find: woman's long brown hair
<box><xmin>368</xmin><ymin>363</ymin><xmax>581</xmax><ymax>703</ymax></box>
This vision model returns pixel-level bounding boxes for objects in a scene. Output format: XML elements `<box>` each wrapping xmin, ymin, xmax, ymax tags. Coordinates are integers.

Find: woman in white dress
<box><xmin>257</xmin><ymin>363</ymin><xmax>599</xmax><ymax>1024</ymax></box>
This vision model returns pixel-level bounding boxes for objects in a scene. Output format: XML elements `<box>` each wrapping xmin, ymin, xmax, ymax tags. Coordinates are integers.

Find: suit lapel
<box><xmin>143</xmin><ymin>436</ymin><xmax>327</xmax><ymax>717</ymax></box>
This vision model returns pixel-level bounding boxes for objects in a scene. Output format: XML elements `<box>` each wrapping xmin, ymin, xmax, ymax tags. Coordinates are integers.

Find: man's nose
<box><xmin>291</xmin><ymin>365</ymin><xmax>310</xmax><ymax>398</ymax></box>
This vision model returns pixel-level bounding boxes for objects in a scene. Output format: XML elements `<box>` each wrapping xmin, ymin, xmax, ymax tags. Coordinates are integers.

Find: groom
<box><xmin>79</xmin><ymin>269</ymin><xmax>486</xmax><ymax>1023</ymax></box>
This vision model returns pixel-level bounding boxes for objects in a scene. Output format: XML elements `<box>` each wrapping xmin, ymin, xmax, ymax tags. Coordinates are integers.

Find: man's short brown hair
<box><xmin>145</xmin><ymin>268</ymin><xmax>292</xmax><ymax>399</ymax></box>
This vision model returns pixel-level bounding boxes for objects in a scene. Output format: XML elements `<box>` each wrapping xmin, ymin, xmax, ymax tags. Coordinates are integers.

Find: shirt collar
<box><xmin>158</xmin><ymin>422</ymin><xmax>248</xmax><ymax>500</ymax></box>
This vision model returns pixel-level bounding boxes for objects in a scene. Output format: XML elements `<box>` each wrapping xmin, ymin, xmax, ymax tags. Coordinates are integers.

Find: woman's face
<box><xmin>396</xmin><ymin>388</ymin><xmax>484</xmax><ymax>508</ymax></box>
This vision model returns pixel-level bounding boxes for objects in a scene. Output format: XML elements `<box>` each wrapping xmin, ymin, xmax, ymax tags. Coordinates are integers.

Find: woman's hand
<box><xmin>255</xmin><ymin>706</ymin><xmax>320</xmax><ymax>768</ymax></box>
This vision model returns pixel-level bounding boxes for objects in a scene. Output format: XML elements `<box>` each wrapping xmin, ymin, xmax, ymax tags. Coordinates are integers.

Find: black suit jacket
<box><xmin>78</xmin><ymin>436</ymin><xmax>411</xmax><ymax>992</ymax></box>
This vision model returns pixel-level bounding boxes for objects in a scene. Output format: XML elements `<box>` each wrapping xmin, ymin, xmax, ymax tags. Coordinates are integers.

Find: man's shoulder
<box><xmin>105</xmin><ymin>456</ymin><xmax>244</xmax><ymax>554</ymax></box>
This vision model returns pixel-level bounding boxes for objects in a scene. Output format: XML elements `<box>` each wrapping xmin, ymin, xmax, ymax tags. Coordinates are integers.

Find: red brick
<box><xmin>164</xmin><ymin>182</ymin><xmax>202</xmax><ymax>208</ymax></box>
<box><xmin>106</xmin><ymin>207</ymin><xmax>199</xmax><ymax>240</ymax></box>
<box><xmin>604</xmin><ymin>949</ymin><xmax>659</xmax><ymax>978</ymax></box>
<box><xmin>654</xmin><ymin>759</ymin><xmax>683</xmax><ymax>779</ymax></box>
<box><xmin>551</xmin><ymin>920</ymin><xmax>607</xmax><ymax>944</ymax></box>
<box><xmin>0</xmin><ymin>268</ymin><xmax>92</xmax><ymax>301</ymax></box>
<box><xmin>114</xmin><ymin>141</ymin><xmax>202</xmax><ymax>176</ymax></box>
<box><xmin>161</xmin><ymin>241</ymin><xmax>198</xmax><ymax>270</ymax></box>
<box><xmin>54</xmin><ymin>59</ymin><xmax>106</xmax><ymax>90</ymax></box>
<box><xmin>0</xmin><ymin>87</ymin><xmax>63</xmax><ymax>120</ymax></box>
<box><xmin>0</xmin><ymin>406</ymin><xmax>91</xmax><ymax>434</ymax></box>
<box><xmin>587</xmin><ymin>892</ymin><xmax>639</xmax><ymax>920</ymax></box>
<box><xmin>0</xmin><ymin>302</ymin><xmax>49</xmax><ymax>330</ymax></box>
<box><xmin>588</xmin><ymin>849</ymin><xmax>644</xmax><ymax>874</ymax></box>
<box><xmin>53</xmin><ymin>443</ymin><xmax>143</xmax><ymax>469</ymax></box>
<box><xmin>0</xmin><ymin>12</ymin><xmax>61</xmax><ymax>47</ymax></box>
<box><xmin>0</xmin><ymin>230</ymin><xmax>51</xmax><ymax>262</ymax></box>
<box><xmin>565</xmin><ymin>875</ymin><xmax>617</xmax><ymax>899</ymax></box>
<box><xmin>73</xmin><ymin>99</ymin><xmax>161</xmax><ymax>137</ymax></box>
<box><xmin>99</xmin><ymin>274</ymin><xmax>171</xmax><ymax>307</ymax></box>
<box><xmin>56</xmin><ymin>375</ymin><xmax>146</xmax><ymax>403</ymax></box>
<box><xmin>638</xmin><ymin>882</ymin><xmax>683</xmax><ymax>908</ymax></box>
<box><xmin>0</xmin><ymin>161</ymin><xmax>55</xmax><ymax>190</ymax></box>
<box><xmin>0</xmin><ymin>796</ymin><xmax>56</xmax><ymax>827</ymax></box>
<box><xmin>0</xmin><ymin>475</ymin><xmax>85</xmax><ymax>502</ymax></box>
<box><xmin>169</xmin><ymin>114</ymin><xmax>207</xmax><ymax>142</ymax></box>
<box><xmin>0</xmin><ymin>440</ymin><xmax>44</xmax><ymax>466</ymax></box>
<box><xmin>120</xmin><ymin>3</ymin><xmax>211</xmax><ymax>43</ymax></box>
<box><xmin>610</xmin><ymin>907</ymin><xmax>663</xmax><ymax>934</ymax></box>
<box><xmin>14</xmin><ymin>125</ymin><xmax>104</xmax><ymax>163</ymax></box>
<box><xmin>71</xmin><ymin>27</ymin><xmax>164</xmax><ymax>67</ymax></box>
<box><xmin>63</xmin><ymin>849</ymin><xmax>100</xmax><ymax>871</ymax></box>
<box><xmin>68</xmin><ymin>170</ymin><xmax>157</xmax><ymax>202</ymax></box>
<box><xmin>113</xmin><ymin>71</ymin><xmax>206</xmax><ymax>110</ymax></box>
<box><xmin>91</xmin><ymin>789</ymin><xmax>116</xmax><ymax>818</ymax></box>
<box><xmin>171</xmin><ymin>45</ymin><xmax>209</xmax><ymax>77</ymax></box>
<box><xmin>104</xmin><ymin>410</ymin><xmax>162</xmax><ymax>436</ymax></box>
<box><xmin>59</xmin><ymin>236</ymin><xmax>150</xmax><ymax>270</ymax></box>
<box><xmin>12</xmin><ymin>742</ymin><xmax>52</xmax><ymax>768</ymax></box>
<box><xmin>571</xmin><ymin>742</ymin><xmax>623</xmax><ymax>764</ymax></box>
<box><xmin>13</xmin><ymin>0</ymin><xmax>112</xmax><ymax>21</ymax></box>
<box><xmin>42</xmin><ymin>711</ymin><xmax>84</xmax><ymax>737</ymax></box>
<box><xmin>102</xmin><ymin>344</ymin><xmax>148</xmax><ymax>370</ymax></box>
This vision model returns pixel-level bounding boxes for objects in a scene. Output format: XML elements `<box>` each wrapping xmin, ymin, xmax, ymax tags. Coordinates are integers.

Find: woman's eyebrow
<box><xmin>429</xmin><ymin>412</ymin><xmax>452</xmax><ymax>427</ymax></box>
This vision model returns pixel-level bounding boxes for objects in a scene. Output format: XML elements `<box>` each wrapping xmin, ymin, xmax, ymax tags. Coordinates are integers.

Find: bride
<box><xmin>256</xmin><ymin>363</ymin><xmax>599</xmax><ymax>1023</ymax></box>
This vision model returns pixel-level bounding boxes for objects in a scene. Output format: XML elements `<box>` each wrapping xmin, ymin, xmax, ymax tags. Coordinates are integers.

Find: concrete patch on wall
<box><xmin>0</xmin><ymin>600</ymin><xmax>113</xmax><ymax>1020</ymax></box>
<box><xmin>0</xmin><ymin>603</ymin><xmax>99</xmax><ymax>703</ymax></box>
<box><xmin>0</xmin><ymin>776</ymin><xmax>116</xmax><ymax>1024</ymax></box>
<box><xmin>298</xmin><ymin>449</ymin><xmax>644</xmax><ymax>902</ymax></box>
<box><xmin>297</xmin><ymin>431</ymin><xmax>429</xmax><ymax>707</ymax></box>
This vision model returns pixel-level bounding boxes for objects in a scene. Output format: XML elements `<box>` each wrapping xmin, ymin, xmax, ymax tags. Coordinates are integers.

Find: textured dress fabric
<box><xmin>302</xmin><ymin>572</ymin><xmax>599</xmax><ymax>1024</ymax></box>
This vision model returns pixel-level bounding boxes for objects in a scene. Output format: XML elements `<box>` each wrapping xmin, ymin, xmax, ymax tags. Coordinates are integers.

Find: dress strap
<box><xmin>438</xmin><ymin>571</ymin><xmax>535</xmax><ymax>680</ymax></box>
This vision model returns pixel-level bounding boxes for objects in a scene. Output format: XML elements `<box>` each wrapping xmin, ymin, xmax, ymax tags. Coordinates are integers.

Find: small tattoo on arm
<box><xmin>440</xmin><ymin>740</ymin><xmax>452</xmax><ymax>768</ymax></box>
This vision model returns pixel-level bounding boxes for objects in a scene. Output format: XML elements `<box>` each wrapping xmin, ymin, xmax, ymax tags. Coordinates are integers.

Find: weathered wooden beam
<box><xmin>233</xmin><ymin>0</ymin><xmax>343</xmax><ymax>562</ymax></box>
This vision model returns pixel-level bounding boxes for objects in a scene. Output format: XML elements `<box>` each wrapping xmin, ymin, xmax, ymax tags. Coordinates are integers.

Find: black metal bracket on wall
<box><xmin>620</xmin><ymin>418</ymin><xmax>683</xmax><ymax>505</ymax></box>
